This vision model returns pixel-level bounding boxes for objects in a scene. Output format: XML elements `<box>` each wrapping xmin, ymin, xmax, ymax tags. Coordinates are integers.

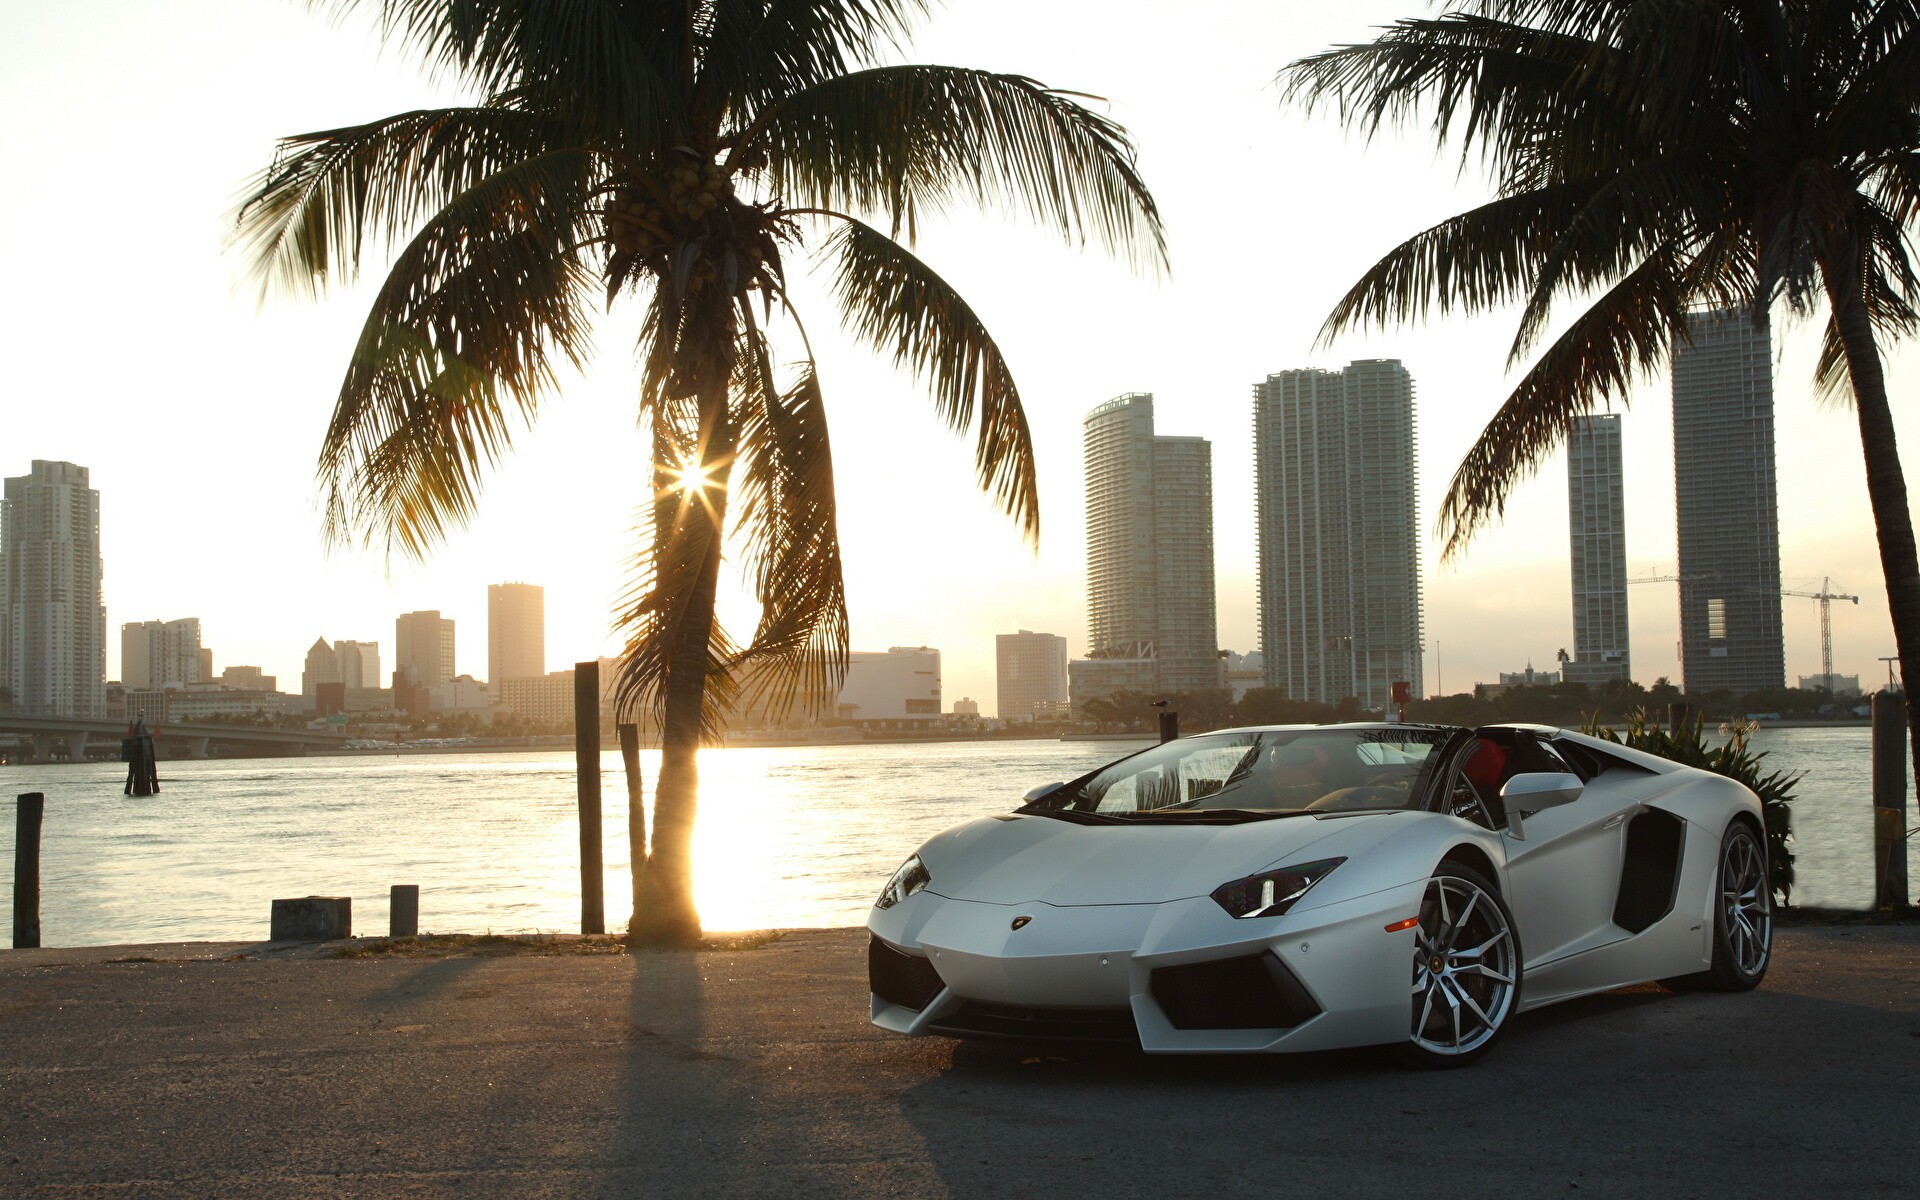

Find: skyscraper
<box><xmin>1</xmin><ymin>460</ymin><xmax>105</xmax><ymax>717</ymax></box>
<box><xmin>395</xmin><ymin>610</ymin><xmax>456</xmax><ymax>688</ymax></box>
<box><xmin>336</xmin><ymin>640</ymin><xmax>380</xmax><ymax>689</ymax></box>
<box><xmin>121</xmin><ymin>618</ymin><xmax>204</xmax><ymax>688</ymax></box>
<box><xmin>1254</xmin><ymin>360</ymin><xmax>1423</xmax><ymax>707</ymax></box>
<box><xmin>488</xmin><ymin>582</ymin><xmax>545</xmax><ymax>683</ymax></box>
<box><xmin>996</xmin><ymin>630</ymin><xmax>1069</xmax><ymax>720</ymax></box>
<box><xmin>1672</xmin><ymin>309</ymin><xmax>1785</xmax><ymax>693</ymax></box>
<box><xmin>1565</xmin><ymin>415</ymin><xmax>1631</xmax><ymax>685</ymax></box>
<box><xmin>1074</xmin><ymin>393</ymin><xmax>1222</xmax><ymax>706</ymax></box>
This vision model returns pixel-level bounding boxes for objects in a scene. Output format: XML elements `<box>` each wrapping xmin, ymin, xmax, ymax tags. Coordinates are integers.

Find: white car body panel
<box><xmin>868</xmin><ymin>722</ymin><xmax>1765</xmax><ymax>1054</ymax></box>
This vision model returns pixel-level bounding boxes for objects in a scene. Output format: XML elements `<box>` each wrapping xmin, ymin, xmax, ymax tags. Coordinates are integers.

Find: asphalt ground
<box><xmin>2</xmin><ymin>926</ymin><xmax>1917</xmax><ymax>1198</ymax></box>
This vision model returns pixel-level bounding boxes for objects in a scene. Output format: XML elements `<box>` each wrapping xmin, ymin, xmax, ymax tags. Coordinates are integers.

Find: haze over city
<box><xmin>4</xmin><ymin>0</ymin><xmax>1914</xmax><ymax>712</ymax></box>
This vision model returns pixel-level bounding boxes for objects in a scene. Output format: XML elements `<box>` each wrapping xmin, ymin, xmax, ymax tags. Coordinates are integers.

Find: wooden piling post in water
<box><xmin>575</xmin><ymin>661</ymin><xmax>605</xmax><ymax>935</ymax></box>
<box><xmin>1870</xmin><ymin>691</ymin><xmax>1909</xmax><ymax>909</ymax></box>
<box><xmin>13</xmin><ymin>793</ymin><xmax>43</xmax><ymax>949</ymax></box>
<box><xmin>618</xmin><ymin>722</ymin><xmax>646</xmax><ymax>935</ymax></box>
<box><xmin>1158</xmin><ymin>709</ymin><xmax>1179</xmax><ymax>743</ymax></box>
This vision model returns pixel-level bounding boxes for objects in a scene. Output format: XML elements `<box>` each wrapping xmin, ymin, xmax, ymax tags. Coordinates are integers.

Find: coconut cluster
<box><xmin>604</xmin><ymin>158</ymin><xmax>781</xmax><ymax>294</ymax></box>
<box><xmin>668</xmin><ymin>160</ymin><xmax>731</xmax><ymax>220</ymax></box>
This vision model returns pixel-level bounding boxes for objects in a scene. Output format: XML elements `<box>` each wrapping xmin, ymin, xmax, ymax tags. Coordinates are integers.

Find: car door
<box><xmin>1460</xmin><ymin>730</ymin><xmax>1638</xmax><ymax>971</ymax></box>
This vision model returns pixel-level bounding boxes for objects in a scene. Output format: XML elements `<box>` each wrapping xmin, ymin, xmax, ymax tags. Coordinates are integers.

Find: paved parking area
<box><xmin>3</xmin><ymin>926</ymin><xmax>1917</xmax><ymax>1197</ymax></box>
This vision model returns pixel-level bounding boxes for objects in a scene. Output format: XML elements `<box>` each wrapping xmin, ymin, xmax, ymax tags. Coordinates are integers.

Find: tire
<box><xmin>1665</xmin><ymin>820</ymin><xmax>1772</xmax><ymax>993</ymax></box>
<box><xmin>1393</xmin><ymin>862</ymin><xmax>1523</xmax><ymax>1069</ymax></box>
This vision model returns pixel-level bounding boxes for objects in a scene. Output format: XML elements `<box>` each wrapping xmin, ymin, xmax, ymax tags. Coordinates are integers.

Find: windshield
<box><xmin>1028</xmin><ymin>728</ymin><xmax>1455</xmax><ymax>818</ymax></box>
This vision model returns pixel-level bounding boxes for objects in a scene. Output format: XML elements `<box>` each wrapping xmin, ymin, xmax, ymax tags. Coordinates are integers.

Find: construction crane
<box><xmin>1628</xmin><ymin>572</ymin><xmax>1706</xmax><ymax>662</ymax></box>
<box><xmin>1781</xmin><ymin>577</ymin><xmax>1860</xmax><ymax>685</ymax></box>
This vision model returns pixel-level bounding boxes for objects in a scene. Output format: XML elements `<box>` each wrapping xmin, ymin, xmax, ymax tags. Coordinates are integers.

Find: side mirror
<box><xmin>1499</xmin><ymin>772</ymin><xmax>1583</xmax><ymax>840</ymax></box>
<box><xmin>1022</xmin><ymin>781</ymin><xmax>1066</xmax><ymax>804</ymax></box>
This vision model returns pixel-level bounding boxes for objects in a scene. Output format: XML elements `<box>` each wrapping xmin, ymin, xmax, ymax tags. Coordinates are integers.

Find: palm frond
<box><xmin>727</xmin><ymin>313</ymin><xmax>848</xmax><ymax>720</ymax></box>
<box><xmin>317</xmin><ymin>0</ymin><xmax>678</xmax><ymax>140</ymax></box>
<box><xmin>232</xmin><ymin>105</ymin><xmax>570</xmax><ymax>299</ymax></box>
<box><xmin>746</xmin><ymin>64</ymin><xmax>1164</xmax><ymax>270</ymax></box>
<box><xmin>1438</xmin><ymin>242</ymin><xmax>1685</xmax><ymax>558</ymax></box>
<box><xmin>1282</xmin><ymin>13</ymin><xmax>1604</xmax><ymax>173</ymax></box>
<box><xmin>824</xmin><ymin>217</ymin><xmax>1039</xmax><ymax>542</ymax></box>
<box><xmin>701</xmin><ymin>0</ymin><xmax>930</xmax><ymax>120</ymax></box>
<box><xmin>319</xmin><ymin>149</ymin><xmax>602</xmax><ymax>558</ymax></box>
<box><xmin>1319</xmin><ymin>180</ymin><xmax>1602</xmax><ymax>339</ymax></box>
<box><xmin>611</xmin><ymin>403</ymin><xmax>743</xmax><ymax>742</ymax></box>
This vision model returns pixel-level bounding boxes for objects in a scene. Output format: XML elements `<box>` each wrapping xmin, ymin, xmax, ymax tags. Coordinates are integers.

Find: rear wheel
<box><xmin>1394</xmin><ymin>864</ymin><xmax>1520</xmax><ymax>1069</ymax></box>
<box><xmin>1666</xmin><ymin>821</ymin><xmax>1771</xmax><ymax>992</ymax></box>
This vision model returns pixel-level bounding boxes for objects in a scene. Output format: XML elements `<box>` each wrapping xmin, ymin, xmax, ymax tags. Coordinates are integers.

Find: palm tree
<box><xmin>1284</xmin><ymin>1</ymin><xmax>1920</xmax><ymax>788</ymax></box>
<box><xmin>235</xmin><ymin>0</ymin><xmax>1163</xmax><ymax>944</ymax></box>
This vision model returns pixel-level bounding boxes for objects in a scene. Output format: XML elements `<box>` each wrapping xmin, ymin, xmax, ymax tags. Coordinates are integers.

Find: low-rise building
<box><xmin>834</xmin><ymin>647</ymin><xmax>940</xmax><ymax>726</ymax></box>
<box><xmin>431</xmin><ymin>675</ymin><xmax>492</xmax><ymax>712</ymax></box>
<box><xmin>1069</xmin><ymin>655</ymin><xmax>1156</xmax><ymax>715</ymax></box>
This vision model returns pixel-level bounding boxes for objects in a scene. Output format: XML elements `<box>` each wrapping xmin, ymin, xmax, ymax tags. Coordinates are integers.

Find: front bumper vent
<box><xmin>1150</xmin><ymin>952</ymin><xmax>1321</xmax><ymax>1030</ymax></box>
<box><xmin>868</xmin><ymin>935</ymin><xmax>944</xmax><ymax>1011</ymax></box>
<box><xmin>926</xmin><ymin>1002</ymin><xmax>1140</xmax><ymax>1045</ymax></box>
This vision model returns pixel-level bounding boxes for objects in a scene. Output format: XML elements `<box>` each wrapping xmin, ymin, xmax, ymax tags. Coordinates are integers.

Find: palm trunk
<box><xmin>629</xmin><ymin>382</ymin><xmax>738</xmax><ymax>947</ymax></box>
<box><xmin>1824</xmin><ymin>268</ymin><xmax>1920</xmax><ymax>809</ymax></box>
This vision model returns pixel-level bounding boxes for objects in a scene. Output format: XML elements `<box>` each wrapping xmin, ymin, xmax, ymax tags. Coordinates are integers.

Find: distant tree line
<box><xmin>1081</xmin><ymin>679</ymin><xmax>1873</xmax><ymax>736</ymax></box>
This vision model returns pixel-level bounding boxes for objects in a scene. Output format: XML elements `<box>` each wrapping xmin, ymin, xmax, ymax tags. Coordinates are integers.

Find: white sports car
<box><xmin>867</xmin><ymin>723</ymin><xmax>1772</xmax><ymax>1066</ymax></box>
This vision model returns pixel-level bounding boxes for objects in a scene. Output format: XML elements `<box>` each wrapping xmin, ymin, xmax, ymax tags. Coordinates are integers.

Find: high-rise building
<box><xmin>335</xmin><ymin>639</ymin><xmax>380</xmax><ymax>689</ymax></box>
<box><xmin>1</xmin><ymin>460</ymin><xmax>105</xmax><ymax>717</ymax></box>
<box><xmin>1565</xmin><ymin>415</ymin><xmax>1631</xmax><ymax>685</ymax></box>
<box><xmin>488</xmin><ymin>582</ymin><xmax>545</xmax><ymax>683</ymax></box>
<box><xmin>1254</xmin><ymin>361</ymin><xmax>1423</xmax><ymax>707</ymax></box>
<box><xmin>302</xmin><ymin>636</ymin><xmax>341</xmax><ymax>696</ymax></box>
<box><xmin>1075</xmin><ymin>393</ymin><xmax>1222</xmax><ymax>709</ymax></box>
<box><xmin>120</xmin><ymin>618</ymin><xmax>203</xmax><ymax>689</ymax></box>
<box><xmin>996</xmin><ymin>630</ymin><xmax>1069</xmax><ymax>721</ymax></box>
<box><xmin>1672</xmin><ymin>309</ymin><xmax>1785</xmax><ymax>693</ymax></box>
<box><xmin>395</xmin><ymin>610</ymin><xmax>456</xmax><ymax>688</ymax></box>
<box><xmin>301</xmin><ymin>638</ymin><xmax>381</xmax><ymax>699</ymax></box>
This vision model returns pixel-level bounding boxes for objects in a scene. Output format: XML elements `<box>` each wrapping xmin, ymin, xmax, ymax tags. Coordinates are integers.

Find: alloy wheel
<box><xmin>1722</xmin><ymin>828</ymin><xmax>1772</xmax><ymax>977</ymax></box>
<box><xmin>1411</xmin><ymin>875</ymin><xmax>1517</xmax><ymax>1056</ymax></box>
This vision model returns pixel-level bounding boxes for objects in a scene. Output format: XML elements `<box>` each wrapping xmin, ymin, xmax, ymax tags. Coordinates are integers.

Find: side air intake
<box><xmin>868</xmin><ymin>936</ymin><xmax>944</xmax><ymax>1011</ymax></box>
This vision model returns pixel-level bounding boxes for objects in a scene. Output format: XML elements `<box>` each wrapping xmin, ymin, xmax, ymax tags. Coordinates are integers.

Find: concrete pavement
<box><xmin>3</xmin><ymin>926</ymin><xmax>1917</xmax><ymax>1198</ymax></box>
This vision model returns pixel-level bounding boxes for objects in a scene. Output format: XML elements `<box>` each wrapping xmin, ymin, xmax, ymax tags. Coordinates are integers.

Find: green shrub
<box><xmin>1583</xmin><ymin>712</ymin><xmax>1797</xmax><ymax>904</ymax></box>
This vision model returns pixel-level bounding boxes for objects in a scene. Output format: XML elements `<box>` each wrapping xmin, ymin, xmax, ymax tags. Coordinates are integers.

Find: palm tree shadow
<box><xmin>594</xmin><ymin>944</ymin><xmax>752</xmax><ymax>1194</ymax></box>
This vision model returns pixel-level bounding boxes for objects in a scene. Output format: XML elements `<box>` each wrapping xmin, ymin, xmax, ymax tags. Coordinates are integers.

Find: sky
<box><xmin>3</xmin><ymin>0</ymin><xmax>1915</xmax><ymax>714</ymax></box>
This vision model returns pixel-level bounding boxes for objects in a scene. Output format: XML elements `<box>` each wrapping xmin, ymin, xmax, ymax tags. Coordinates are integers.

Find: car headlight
<box><xmin>1210</xmin><ymin>858</ymin><xmax>1345</xmax><ymax>919</ymax></box>
<box><xmin>875</xmin><ymin>854</ymin><xmax>931</xmax><ymax>910</ymax></box>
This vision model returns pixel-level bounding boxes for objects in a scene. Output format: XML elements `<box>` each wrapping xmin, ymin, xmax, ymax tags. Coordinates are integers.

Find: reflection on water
<box><xmin>0</xmin><ymin>727</ymin><xmax>1894</xmax><ymax>946</ymax></box>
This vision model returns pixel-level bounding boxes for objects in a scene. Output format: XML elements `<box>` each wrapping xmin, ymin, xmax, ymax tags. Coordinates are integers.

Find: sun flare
<box><xmin>668</xmin><ymin>461</ymin><xmax>719</xmax><ymax>495</ymax></box>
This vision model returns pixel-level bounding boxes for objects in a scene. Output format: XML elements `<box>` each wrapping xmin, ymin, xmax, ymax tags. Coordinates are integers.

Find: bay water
<box><xmin>0</xmin><ymin>727</ymin><xmax>1891</xmax><ymax>947</ymax></box>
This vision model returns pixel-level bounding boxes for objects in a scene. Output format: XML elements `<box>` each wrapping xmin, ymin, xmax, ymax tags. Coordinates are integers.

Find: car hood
<box><xmin>919</xmin><ymin>812</ymin><xmax>1382</xmax><ymax>906</ymax></box>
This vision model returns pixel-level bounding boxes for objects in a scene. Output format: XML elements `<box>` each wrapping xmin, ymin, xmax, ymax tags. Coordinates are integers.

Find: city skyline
<box><xmin>1</xmin><ymin>1</ymin><xmax>1909</xmax><ymax>713</ymax></box>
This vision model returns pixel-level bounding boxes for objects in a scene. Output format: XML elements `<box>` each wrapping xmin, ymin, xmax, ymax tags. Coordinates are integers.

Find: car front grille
<box><xmin>1150</xmin><ymin>952</ymin><xmax>1321</xmax><ymax>1030</ymax></box>
<box><xmin>867</xmin><ymin>935</ymin><xmax>945</xmax><ymax>1011</ymax></box>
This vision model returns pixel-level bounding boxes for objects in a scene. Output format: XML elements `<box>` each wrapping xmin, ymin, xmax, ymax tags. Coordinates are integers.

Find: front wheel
<box><xmin>1666</xmin><ymin>821</ymin><xmax>1771</xmax><ymax>992</ymax></box>
<box><xmin>1393</xmin><ymin>864</ymin><xmax>1521</xmax><ymax>1069</ymax></box>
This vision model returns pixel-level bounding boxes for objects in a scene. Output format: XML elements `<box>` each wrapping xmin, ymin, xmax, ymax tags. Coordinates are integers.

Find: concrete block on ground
<box><xmin>270</xmin><ymin>896</ymin><xmax>351</xmax><ymax>941</ymax></box>
<box><xmin>389</xmin><ymin>885</ymin><xmax>419</xmax><ymax>938</ymax></box>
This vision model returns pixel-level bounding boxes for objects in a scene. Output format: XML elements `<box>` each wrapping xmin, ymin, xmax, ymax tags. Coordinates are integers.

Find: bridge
<box><xmin>0</xmin><ymin>715</ymin><xmax>352</xmax><ymax>763</ymax></box>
